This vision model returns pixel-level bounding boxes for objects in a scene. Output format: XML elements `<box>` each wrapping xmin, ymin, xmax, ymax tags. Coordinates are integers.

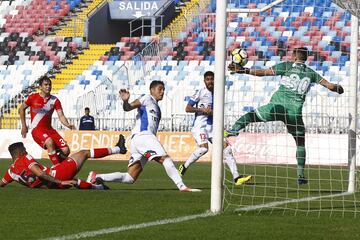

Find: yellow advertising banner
<box><xmin>42</xmin><ymin>131</ymin><xmax>212</xmax><ymax>162</ymax></box>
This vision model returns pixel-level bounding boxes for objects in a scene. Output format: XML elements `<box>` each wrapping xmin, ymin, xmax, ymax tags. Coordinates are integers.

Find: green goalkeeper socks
<box><xmin>296</xmin><ymin>145</ymin><xmax>306</xmax><ymax>178</ymax></box>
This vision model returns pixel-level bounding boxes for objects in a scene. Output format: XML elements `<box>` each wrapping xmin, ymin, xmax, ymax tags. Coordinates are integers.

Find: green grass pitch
<box><xmin>0</xmin><ymin>160</ymin><xmax>359</xmax><ymax>240</ymax></box>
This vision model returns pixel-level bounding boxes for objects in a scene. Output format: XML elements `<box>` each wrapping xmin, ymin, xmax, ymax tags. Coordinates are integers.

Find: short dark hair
<box><xmin>38</xmin><ymin>75</ymin><xmax>52</xmax><ymax>86</ymax></box>
<box><xmin>293</xmin><ymin>47</ymin><xmax>308</xmax><ymax>61</ymax></box>
<box><xmin>85</xmin><ymin>107</ymin><xmax>90</xmax><ymax>111</ymax></box>
<box><xmin>149</xmin><ymin>80</ymin><xmax>165</xmax><ymax>90</ymax></box>
<box><xmin>8</xmin><ymin>142</ymin><xmax>24</xmax><ymax>156</ymax></box>
<box><xmin>204</xmin><ymin>71</ymin><xmax>214</xmax><ymax>78</ymax></box>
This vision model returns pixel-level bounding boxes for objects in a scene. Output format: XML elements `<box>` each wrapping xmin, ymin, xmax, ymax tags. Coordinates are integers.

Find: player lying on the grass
<box><xmin>226</xmin><ymin>47</ymin><xmax>344</xmax><ymax>185</ymax></box>
<box><xmin>88</xmin><ymin>81</ymin><xmax>200</xmax><ymax>192</ymax></box>
<box><xmin>18</xmin><ymin>76</ymin><xmax>75</xmax><ymax>166</ymax></box>
<box><xmin>178</xmin><ymin>71</ymin><xmax>252</xmax><ymax>185</ymax></box>
<box><xmin>0</xmin><ymin>135</ymin><xmax>127</xmax><ymax>189</ymax></box>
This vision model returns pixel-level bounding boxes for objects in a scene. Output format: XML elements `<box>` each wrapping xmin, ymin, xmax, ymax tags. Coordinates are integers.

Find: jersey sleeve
<box><xmin>24</xmin><ymin>155</ymin><xmax>39</xmax><ymax>170</ymax></box>
<box><xmin>188</xmin><ymin>89</ymin><xmax>200</xmax><ymax>106</ymax></box>
<box><xmin>1</xmin><ymin>169</ymin><xmax>14</xmax><ymax>184</ymax></box>
<box><xmin>309</xmin><ymin>68</ymin><xmax>324</xmax><ymax>84</ymax></box>
<box><xmin>138</xmin><ymin>94</ymin><xmax>147</xmax><ymax>106</ymax></box>
<box><xmin>271</xmin><ymin>62</ymin><xmax>290</xmax><ymax>76</ymax></box>
<box><xmin>54</xmin><ymin>98</ymin><xmax>62</xmax><ymax>110</ymax></box>
<box><xmin>24</xmin><ymin>93</ymin><xmax>34</xmax><ymax>106</ymax></box>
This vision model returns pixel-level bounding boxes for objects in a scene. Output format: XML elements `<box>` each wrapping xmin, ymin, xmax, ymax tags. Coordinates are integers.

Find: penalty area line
<box><xmin>235</xmin><ymin>192</ymin><xmax>353</xmax><ymax>212</ymax></box>
<box><xmin>40</xmin><ymin>212</ymin><xmax>215</xmax><ymax>240</ymax></box>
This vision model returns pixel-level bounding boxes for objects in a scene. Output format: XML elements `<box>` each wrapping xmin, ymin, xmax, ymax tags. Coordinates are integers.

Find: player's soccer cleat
<box><xmin>116</xmin><ymin>134</ymin><xmax>127</xmax><ymax>154</ymax></box>
<box><xmin>96</xmin><ymin>177</ymin><xmax>110</xmax><ymax>190</ymax></box>
<box><xmin>297</xmin><ymin>176</ymin><xmax>308</xmax><ymax>185</ymax></box>
<box><xmin>92</xmin><ymin>183</ymin><xmax>110</xmax><ymax>190</ymax></box>
<box><xmin>234</xmin><ymin>175</ymin><xmax>252</xmax><ymax>186</ymax></box>
<box><xmin>178</xmin><ymin>164</ymin><xmax>187</xmax><ymax>176</ymax></box>
<box><xmin>224</xmin><ymin>130</ymin><xmax>239</xmax><ymax>138</ymax></box>
<box><xmin>87</xmin><ymin>171</ymin><xmax>97</xmax><ymax>184</ymax></box>
<box><xmin>180</xmin><ymin>187</ymin><xmax>202</xmax><ymax>192</ymax></box>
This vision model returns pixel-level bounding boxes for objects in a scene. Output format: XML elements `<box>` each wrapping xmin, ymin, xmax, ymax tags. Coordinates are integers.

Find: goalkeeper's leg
<box><xmin>228</xmin><ymin>110</ymin><xmax>262</xmax><ymax>132</ymax></box>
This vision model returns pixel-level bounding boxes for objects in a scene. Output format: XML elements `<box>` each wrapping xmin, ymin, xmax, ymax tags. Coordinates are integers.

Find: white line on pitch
<box><xmin>235</xmin><ymin>192</ymin><xmax>353</xmax><ymax>212</ymax></box>
<box><xmin>40</xmin><ymin>212</ymin><xmax>214</xmax><ymax>240</ymax></box>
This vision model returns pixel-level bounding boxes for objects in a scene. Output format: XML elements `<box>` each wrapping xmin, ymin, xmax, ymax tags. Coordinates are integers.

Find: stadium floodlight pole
<box><xmin>211</xmin><ymin>0</ymin><xmax>227</xmax><ymax>214</ymax></box>
<box><xmin>347</xmin><ymin>14</ymin><xmax>358</xmax><ymax>193</ymax></box>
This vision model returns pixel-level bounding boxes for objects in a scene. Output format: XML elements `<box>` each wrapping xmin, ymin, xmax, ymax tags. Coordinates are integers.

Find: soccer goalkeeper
<box><xmin>226</xmin><ymin>47</ymin><xmax>344</xmax><ymax>184</ymax></box>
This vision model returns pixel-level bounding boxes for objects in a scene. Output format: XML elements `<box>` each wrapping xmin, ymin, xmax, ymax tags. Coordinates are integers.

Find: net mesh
<box><xmin>223</xmin><ymin>0</ymin><xmax>359</xmax><ymax>217</ymax></box>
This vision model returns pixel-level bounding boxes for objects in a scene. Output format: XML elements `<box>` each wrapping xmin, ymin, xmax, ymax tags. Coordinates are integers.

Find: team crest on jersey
<box><xmin>144</xmin><ymin>150</ymin><xmax>157</xmax><ymax>159</ymax></box>
<box><xmin>43</xmin><ymin>133</ymin><xmax>49</xmax><ymax>138</ymax></box>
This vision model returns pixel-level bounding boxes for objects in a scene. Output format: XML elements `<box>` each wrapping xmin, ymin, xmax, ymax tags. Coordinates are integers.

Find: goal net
<box><xmin>221</xmin><ymin>0</ymin><xmax>359</xmax><ymax>217</ymax></box>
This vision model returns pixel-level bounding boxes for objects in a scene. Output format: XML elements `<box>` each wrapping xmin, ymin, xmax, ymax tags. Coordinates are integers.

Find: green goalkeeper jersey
<box><xmin>270</xmin><ymin>61</ymin><xmax>323</xmax><ymax>110</ymax></box>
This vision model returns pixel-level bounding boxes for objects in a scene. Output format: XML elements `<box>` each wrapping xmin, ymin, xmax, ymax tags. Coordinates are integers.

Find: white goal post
<box><xmin>211</xmin><ymin>0</ymin><xmax>358</xmax><ymax>213</ymax></box>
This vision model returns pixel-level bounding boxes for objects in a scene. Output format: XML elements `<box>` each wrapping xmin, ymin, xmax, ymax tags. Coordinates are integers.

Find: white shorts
<box><xmin>129</xmin><ymin>133</ymin><xmax>167</xmax><ymax>168</ymax></box>
<box><xmin>192</xmin><ymin>124</ymin><xmax>213</xmax><ymax>145</ymax></box>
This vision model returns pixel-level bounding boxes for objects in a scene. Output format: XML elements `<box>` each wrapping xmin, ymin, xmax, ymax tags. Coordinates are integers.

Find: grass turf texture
<box><xmin>0</xmin><ymin>160</ymin><xmax>359</xmax><ymax>240</ymax></box>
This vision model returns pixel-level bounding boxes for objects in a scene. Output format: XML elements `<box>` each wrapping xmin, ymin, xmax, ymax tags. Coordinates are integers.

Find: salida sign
<box><xmin>109</xmin><ymin>0</ymin><xmax>167</xmax><ymax>19</ymax></box>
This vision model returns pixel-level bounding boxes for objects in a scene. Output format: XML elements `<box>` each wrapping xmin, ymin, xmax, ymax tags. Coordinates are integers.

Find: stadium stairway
<box><xmin>161</xmin><ymin>0</ymin><xmax>210</xmax><ymax>39</ymax></box>
<box><xmin>56</xmin><ymin>0</ymin><xmax>104</xmax><ymax>37</ymax></box>
<box><xmin>0</xmin><ymin>43</ymin><xmax>113</xmax><ymax>129</ymax></box>
<box><xmin>51</xmin><ymin>43</ymin><xmax>113</xmax><ymax>91</ymax></box>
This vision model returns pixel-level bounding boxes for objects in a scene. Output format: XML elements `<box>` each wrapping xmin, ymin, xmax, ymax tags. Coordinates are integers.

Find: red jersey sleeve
<box><xmin>24</xmin><ymin>154</ymin><xmax>39</xmax><ymax>170</ymax></box>
<box><xmin>24</xmin><ymin>93</ymin><xmax>34</xmax><ymax>106</ymax></box>
<box><xmin>2</xmin><ymin>169</ymin><xmax>14</xmax><ymax>184</ymax></box>
<box><xmin>54</xmin><ymin>98</ymin><xmax>62</xmax><ymax>111</ymax></box>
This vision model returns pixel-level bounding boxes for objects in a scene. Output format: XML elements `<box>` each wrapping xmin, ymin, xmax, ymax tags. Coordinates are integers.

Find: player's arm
<box><xmin>56</xmin><ymin>109</ymin><xmax>75</xmax><ymax>130</ymax></box>
<box><xmin>185</xmin><ymin>103</ymin><xmax>212</xmax><ymax>115</ymax></box>
<box><xmin>29</xmin><ymin>164</ymin><xmax>75</xmax><ymax>187</ymax></box>
<box><xmin>0</xmin><ymin>170</ymin><xmax>14</xmax><ymax>188</ymax></box>
<box><xmin>119</xmin><ymin>89</ymin><xmax>141</xmax><ymax>111</ymax></box>
<box><xmin>18</xmin><ymin>103</ymin><xmax>29</xmax><ymax>138</ymax></box>
<box><xmin>319</xmin><ymin>79</ymin><xmax>344</xmax><ymax>94</ymax></box>
<box><xmin>228</xmin><ymin>63</ymin><xmax>275</xmax><ymax>76</ymax></box>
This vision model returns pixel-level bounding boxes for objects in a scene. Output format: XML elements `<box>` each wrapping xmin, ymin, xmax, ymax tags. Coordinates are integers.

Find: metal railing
<box><xmin>1</xmin><ymin>114</ymin><xmax>354</xmax><ymax>134</ymax></box>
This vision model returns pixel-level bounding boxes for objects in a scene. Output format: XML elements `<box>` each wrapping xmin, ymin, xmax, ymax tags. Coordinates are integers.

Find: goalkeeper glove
<box><xmin>224</xmin><ymin>130</ymin><xmax>239</xmax><ymax>138</ymax></box>
<box><xmin>228</xmin><ymin>63</ymin><xmax>250</xmax><ymax>74</ymax></box>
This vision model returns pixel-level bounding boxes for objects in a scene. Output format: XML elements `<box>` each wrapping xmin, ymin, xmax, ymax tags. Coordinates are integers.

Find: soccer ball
<box><xmin>231</xmin><ymin>48</ymin><xmax>248</xmax><ymax>66</ymax></box>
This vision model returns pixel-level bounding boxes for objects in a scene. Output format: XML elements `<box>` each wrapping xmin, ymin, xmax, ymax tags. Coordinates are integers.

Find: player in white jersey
<box><xmin>87</xmin><ymin>81</ymin><xmax>200</xmax><ymax>192</ymax></box>
<box><xmin>178</xmin><ymin>71</ymin><xmax>252</xmax><ymax>185</ymax></box>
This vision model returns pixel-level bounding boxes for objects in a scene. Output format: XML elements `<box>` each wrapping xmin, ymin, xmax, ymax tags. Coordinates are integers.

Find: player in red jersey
<box><xmin>0</xmin><ymin>135</ymin><xmax>127</xmax><ymax>189</ymax></box>
<box><xmin>18</xmin><ymin>76</ymin><xmax>75</xmax><ymax>165</ymax></box>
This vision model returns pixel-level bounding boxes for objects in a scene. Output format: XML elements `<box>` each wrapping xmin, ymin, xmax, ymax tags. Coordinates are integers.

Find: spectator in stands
<box><xmin>79</xmin><ymin>107</ymin><xmax>95</xmax><ymax>131</ymax></box>
<box><xmin>226</xmin><ymin>47</ymin><xmax>344</xmax><ymax>185</ymax></box>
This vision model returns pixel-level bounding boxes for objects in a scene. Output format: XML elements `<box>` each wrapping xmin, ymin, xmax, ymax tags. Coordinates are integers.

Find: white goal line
<box><xmin>235</xmin><ymin>192</ymin><xmax>353</xmax><ymax>212</ymax></box>
<box><xmin>40</xmin><ymin>212</ymin><xmax>215</xmax><ymax>240</ymax></box>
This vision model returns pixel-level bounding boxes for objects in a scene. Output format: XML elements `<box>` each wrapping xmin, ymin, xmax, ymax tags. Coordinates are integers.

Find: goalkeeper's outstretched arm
<box><xmin>228</xmin><ymin>63</ymin><xmax>275</xmax><ymax>76</ymax></box>
<box><xmin>319</xmin><ymin>79</ymin><xmax>344</xmax><ymax>94</ymax></box>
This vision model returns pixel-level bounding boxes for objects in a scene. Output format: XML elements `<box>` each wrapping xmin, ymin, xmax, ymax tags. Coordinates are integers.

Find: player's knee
<box><xmin>61</xmin><ymin>147</ymin><xmax>70</xmax><ymax>156</ymax></box>
<box><xmin>44</xmin><ymin>138</ymin><xmax>56</xmax><ymax>149</ymax></box>
<box><xmin>125</xmin><ymin>173</ymin><xmax>135</xmax><ymax>184</ymax></box>
<box><xmin>198</xmin><ymin>147</ymin><xmax>208</xmax><ymax>156</ymax></box>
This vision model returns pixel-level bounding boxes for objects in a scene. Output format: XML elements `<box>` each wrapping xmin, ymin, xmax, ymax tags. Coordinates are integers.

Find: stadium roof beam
<box><xmin>226</xmin><ymin>0</ymin><xmax>285</xmax><ymax>13</ymax></box>
<box><xmin>333</xmin><ymin>0</ymin><xmax>360</xmax><ymax>18</ymax></box>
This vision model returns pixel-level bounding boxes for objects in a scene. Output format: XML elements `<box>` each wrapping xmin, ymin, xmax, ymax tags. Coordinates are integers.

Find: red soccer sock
<box><xmin>91</xmin><ymin>148</ymin><xmax>111</xmax><ymax>158</ymax></box>
<box><xmin>48</xmin><ymin>152</ymin><xmax>60</xmax><ymax>165</ymax></box>
<box><xmin>77</xmin><ymin>179</ymin><xmax>93</xmax><ymax>189</ymax></box>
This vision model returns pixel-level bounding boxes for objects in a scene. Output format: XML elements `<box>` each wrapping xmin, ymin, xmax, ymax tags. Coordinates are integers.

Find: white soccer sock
<box><xmin>223</xmin><ymin>146</ymin><xmax>239</xmax><ymax>179</ymax></box>
<box><xmin>163</xmin><ymin>157</ymin><xmax>187</xmax><ymax>190</ymax></box>
<box><xmin>97</xmin><ymin>172</ymin><xmax>134</xmax><ymax>184</ymax></box>
<box><xmin>110</xmin><ymin>146</ymin><xmax>120</xmax><ymax>154</ymax></box>
<box><xmin>184</xmin><ymin>147</ymin><xmax>208</xmax><ymax>168</ymax></box>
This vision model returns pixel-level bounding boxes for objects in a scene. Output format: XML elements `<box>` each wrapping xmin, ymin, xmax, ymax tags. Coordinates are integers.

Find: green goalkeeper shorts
<box><xmin>254</xmin><ymin>103</ymin><xmax>305</xmax><ymax>136</ymax></box>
